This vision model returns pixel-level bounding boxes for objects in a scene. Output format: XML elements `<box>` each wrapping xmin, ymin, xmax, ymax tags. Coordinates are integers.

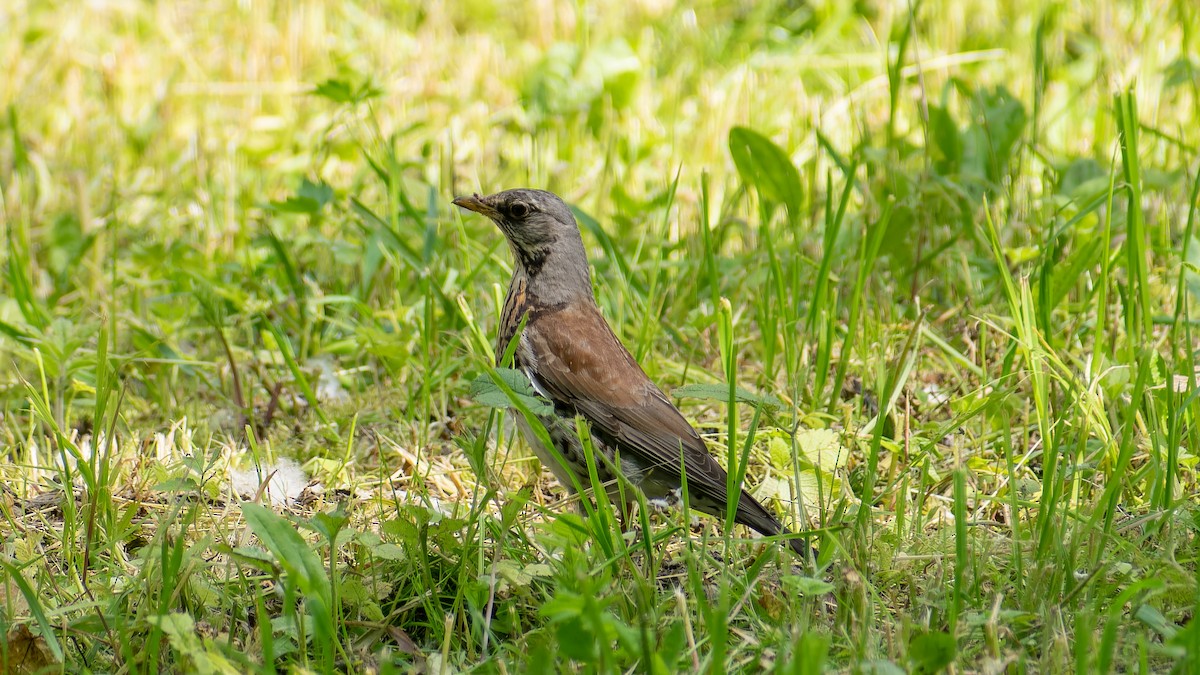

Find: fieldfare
<box><xmin>453</xmin><ymin>188</ymin><xmax>808</xmax><ymax>557</ymax></box>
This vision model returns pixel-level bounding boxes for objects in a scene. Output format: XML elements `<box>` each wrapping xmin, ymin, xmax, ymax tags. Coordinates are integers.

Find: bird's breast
<box><xmin>496</xmin><ymin>274</ymin><xmax>529</xmax><ymax>365</ymax></box>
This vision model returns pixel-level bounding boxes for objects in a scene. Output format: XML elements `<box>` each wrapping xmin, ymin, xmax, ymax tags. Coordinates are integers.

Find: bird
<box><xmin>453</xmin><ymin>188</ymin><xmax>809</xmax><ymax>558</ymax></box>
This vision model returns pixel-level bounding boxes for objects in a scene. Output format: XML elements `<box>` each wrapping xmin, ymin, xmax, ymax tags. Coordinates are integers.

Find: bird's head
<box><xmin>453</xmin><ymin>189</ymin><xmax>592</xmax><ymax>299</ymax></box>
<box><xmin>452</xmin><ymin>189</ymin><xmax>579</xmax><ymax>262</ymax></box>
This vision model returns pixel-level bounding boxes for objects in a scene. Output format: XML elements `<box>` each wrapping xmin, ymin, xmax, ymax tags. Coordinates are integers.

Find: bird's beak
<box><xmin>452</xmin><ymin>193</ymin><xmax>500</xmax><ymax>219</ymax></box>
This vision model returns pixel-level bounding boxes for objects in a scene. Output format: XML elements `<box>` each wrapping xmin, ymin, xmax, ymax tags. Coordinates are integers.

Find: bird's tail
<box><xmin>734</xmin><ymin>491</ymin><xmax>814</xmax><ymax>559</ymax></box>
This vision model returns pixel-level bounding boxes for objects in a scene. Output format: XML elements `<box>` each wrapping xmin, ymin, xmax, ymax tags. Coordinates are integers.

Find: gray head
<box><xmin>453</xmin><ymin>188</ymin><xmax>594</xmax><ymax>302</ymax></box>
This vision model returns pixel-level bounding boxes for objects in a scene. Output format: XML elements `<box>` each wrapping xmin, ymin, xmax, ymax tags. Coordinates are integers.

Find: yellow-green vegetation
<box><xmin>2</xmin><ymin>0</ymin><xmax>1199</xmax><ymax>671</ymax></box>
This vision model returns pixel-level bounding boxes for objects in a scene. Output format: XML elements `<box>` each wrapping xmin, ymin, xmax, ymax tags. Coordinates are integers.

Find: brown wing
<box><xmin>523</xmin><ymin>303</ymin><xmax>746</xmax><ymax>513</ymax></box>
<box><xmin>524</xmin><ymin>303</ymin><xmax>810</xmax><ymax>555</ymax></box>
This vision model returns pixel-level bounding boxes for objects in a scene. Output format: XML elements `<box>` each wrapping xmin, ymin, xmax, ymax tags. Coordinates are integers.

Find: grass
<box><xmin>2</xmin><ymin>0</ymin><xmax>1199</xmax><ymax>671</ymax></box>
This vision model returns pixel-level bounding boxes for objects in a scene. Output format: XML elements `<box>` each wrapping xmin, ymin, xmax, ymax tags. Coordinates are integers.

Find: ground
<box><xmin>1</xmin><ymin>0</ymin><xmax>1199</xmax><ymax>672</ymax></box>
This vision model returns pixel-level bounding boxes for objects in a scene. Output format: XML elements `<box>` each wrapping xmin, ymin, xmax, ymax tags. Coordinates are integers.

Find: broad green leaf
<box><xmin>756</xmin><ymin>470</ymin><xmax>836</xmax><ymax>508</ymax></box>
<box><xmin>978</xmin><ymin>86</ymin><xmax>1027</xmax><ymax>181</ymax></box>
<box><xmin>672</xmin><ymin>382</ymin><xmax>783</xmax><ymax>410</ymax></box>
<box><xmin>1047</xmin><ymin>233</ymin><xmax>1102</xmax><ymax>310</ymax></box>
<box><xmin>796</xmin><ymin>428</ymin><xmax>847</xmax><ymax>471</ymax></box>
<box><xmin>490</xmin><ymin>559</ymin><xmax>554</xmax><ymax>593</ymax></box>
<box><xmin>908</xmin><ymin>630</ymin><xmax>956</xmax><ymax>674</ymax></box>
<box><xmin>928</xmin><ymin>104</ymin><xmax>962</xmax><ymax>167</ymax></box>
<box><xmin>146</xmin><ymin>612</ymin><xmax>200</xmax><ymax>651</ymax></box>
<box><xmin>1164</xmin><ymin>55</ymin><xmax>1200</xmax><ymax>89</ymax></box>
<box><xmin>312</xmin><ymin>78</ymin><xmax>355</xmax><ymax>103</ymax></box>
<box><xmin>1134</xmin><ymin>603</ymin><xmax>1178</xmax><ymax>639</ymax></box>
<box><xmin>270</xmin><ymin>177</ymin><xmax>334</xmax><ymax>214</ymax></box>
<box><xmin>767</xmin><ymin>436</ymin><xmax>793</xmax><ymax>470</ymax></box>
<box><xmin>1057</xmin><ymin>157</ymin><xmax>1109</xmax><ymax>198</ymax></box>
<box><xmin>312</xmin><ymin>77</ymin><xmax>382</xmax><ymax>104</ymax></box>
<box><xmin>522</xmin><ymin>43</ymin><xmax>584</xmax><ymax>116</ymax></box>
<box><xmin>782</xmin><ymin>575</ymin><xmax>835</xmax><ymax>596</ymax></box>
<box><xmin>240</xmin><ymin>503</ymin><xmax>334</xmax><ymax>643</ymax></box>
<box><xmin>521</xmin><ymin>39</ymin><xmax>640</xmax><ymax>119</ymax></box>
<box><xmin>241</xmin><ymin>504</ymin><xmax>329</xmax><ymax>596</ymax></box>
<box><xmin>728</xmin><ymin>126</ymin><xmax>803</xmax><ymax>221</ymax></box>
<box><xmin>469</xmin><ymin>368</ymin><xmax>555</xmax><ymax>416</ymax></box>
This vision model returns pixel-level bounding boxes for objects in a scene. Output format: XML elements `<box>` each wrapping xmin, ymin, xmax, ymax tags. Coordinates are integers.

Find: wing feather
<box><xmin>524</xmin><ymin>304</ymin><xmax>735</xmax><ymax>506</ymax></box>
<box><xmin>523</xmin><ymin>302</ymin><xmax>803</xmax><ymax>551</ymax></box>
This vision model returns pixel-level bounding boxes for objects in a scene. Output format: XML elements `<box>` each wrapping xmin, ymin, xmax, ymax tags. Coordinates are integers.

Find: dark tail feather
<box><xmin>733</xmin><ymin>491</ymin><xmax>816</xmax><ymax>559</ymax></box>
<box><xmin>784</xmin><ymin>527</ymin><xmax>814</xmax><ymax>558</ymax></box>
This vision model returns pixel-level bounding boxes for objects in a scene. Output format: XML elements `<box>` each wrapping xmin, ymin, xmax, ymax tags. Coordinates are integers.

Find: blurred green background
<box><xmin>2</xmin><ymin>0</ymin><xmax>1199</xmax><ymax>671</ymax></box>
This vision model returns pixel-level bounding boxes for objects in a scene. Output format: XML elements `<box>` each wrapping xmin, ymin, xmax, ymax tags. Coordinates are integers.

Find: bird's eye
<box><xmin>509</xmin><ymin>202</ymin><xmax>529</xmax><ymax>218</ymax></box>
